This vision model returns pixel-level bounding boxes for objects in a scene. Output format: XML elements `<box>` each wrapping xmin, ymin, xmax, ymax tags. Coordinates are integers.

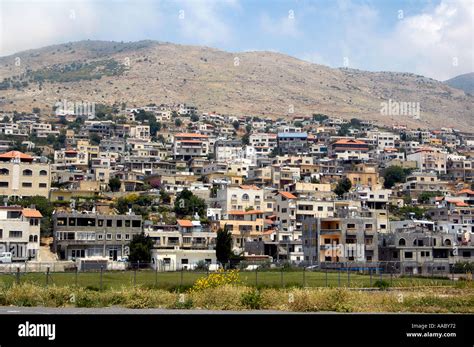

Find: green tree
<box><xmin>175</xmin><ymin>118</ymin><xmax>183</xmax><ymax>127</ymax></box>
<box><xmin>232</xmin><ymin>120</ymin><xmax>240</xmax><ymax>130</ymax></box>
<box><xmin>129</xmin><ymin>232</ymin><xmax>154</xmax><ymax>263</ymax></box>
<box><xmin>108</xmin><ymin>177</ymin><xmax>121</xmax><ymax>192</ymax></box>
<box><xmin>334</xmin><ymin>177</ymin><xmax>352</xmax><ymax>197</ymax></box>
<box><xmin>312</xmin><ymin>114</ymin><xmax>328</xmax><ymax>122</ymax></box>
<box><xmin>11</xmin><ymin>196</ymin><xmax>54</xmax><ymax>236</ymax></box>
<box><xmin>418</xmin><ymin>191</ymin><xmax>441</xmax><ymax>204</ymax></box>
<box><xmin>383</xmin><ymin>166</ymin><xmax>413</xmax><ymax>188</ymax></box>
<box><xmin>216</xmin><ymin>227</ymin><xmax>233</xmax><ymax>265</ymax></box>
<box><xmin>190</xmin><ymin>114</ymin><xmax>199</xmax><ymax>122</ymax></box>
<box><xmin>174</xmin><ymin>189</ymin><xmax>206</xmax><ymax>218</ymax></box>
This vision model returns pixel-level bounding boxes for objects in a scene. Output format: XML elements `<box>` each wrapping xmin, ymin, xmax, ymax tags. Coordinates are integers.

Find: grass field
<box><xmin>0</xmin><ymin>269</ymin><xmax>462</xmax><ymax>290</ymax></box>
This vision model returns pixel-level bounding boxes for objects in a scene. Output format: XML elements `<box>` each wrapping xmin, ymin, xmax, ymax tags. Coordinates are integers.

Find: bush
<box><xmin>191</xmin><ymin>269</ymin><xmax>241</xmax><ymax>291</ymax></box>
<box><xmin>241</xmin><ymin>289</ymin><xmax>262</xmax><ymax>309</ymax></box>
<box><xmin>373</xmin><ymin>280</ymin><xmax>390</xmax><ymax>290</ymax></box>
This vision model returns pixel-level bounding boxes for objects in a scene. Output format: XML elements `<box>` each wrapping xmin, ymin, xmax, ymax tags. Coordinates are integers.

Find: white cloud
<box><xmin>260</xmin><ymin>12</ymin><xmax>301</xmax><ymax>38</ymax></box>
<box><xmin>176</xmin><ymin>0</ymin><xmax>238</xmax><ymax>45</ymax></box>
<box><xmin>0</xmin><ymin>0</ymin><xmax>165</xmax><ymax>56</ymax></box>
<box><xmin>383</xmin><ymin>0</ymin><xmax>474</xmax><ymax>80</ymax></box>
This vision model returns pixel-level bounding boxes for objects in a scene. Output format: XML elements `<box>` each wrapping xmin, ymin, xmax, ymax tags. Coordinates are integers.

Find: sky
<box><xmin>0</xmin><ymin>0</ymin><xmax>473</xmax><ymax>81</ymax></box>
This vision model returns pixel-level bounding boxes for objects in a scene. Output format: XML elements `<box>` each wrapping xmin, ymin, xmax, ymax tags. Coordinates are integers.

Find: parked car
<box><xmin>0</xmin><ymin>252</ymin><xmax>12</xmax><ymax>263</ymax></box>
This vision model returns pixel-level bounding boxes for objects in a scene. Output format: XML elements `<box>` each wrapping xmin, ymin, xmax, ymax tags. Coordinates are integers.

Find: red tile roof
<box><xmin>22</xmin><ymin>209</ymin><xmax>42</xmax><ymax>218</ymax></box>
<box><xmin>279</xmin><ymin>191</ymin><xmax>297</xmax><ymax>199</ymax></box>
<box><xmin>175</xmin><ymin>133</ymin><xmax>208</xmax><ymax>138</ymax></box>
<box><xmin>177</xmin><ymin>219</ymin><xmax>193</xmax><ymax>227</ymax></box>
<box><xmin>0</xmin><ymin>151</ymin><xmax>33</xmax><ymax>161</ymax></box>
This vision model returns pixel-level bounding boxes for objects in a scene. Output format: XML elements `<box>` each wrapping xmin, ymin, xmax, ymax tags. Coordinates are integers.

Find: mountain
<box><xmin>444</xmin><ymin>72</ymin><xmax>474</xmax><ymax>95</ymax></box>
<box><xmin>0</xmin><ymin>40</ymin><xmax>473</xmax><ymax>131</ymax></box>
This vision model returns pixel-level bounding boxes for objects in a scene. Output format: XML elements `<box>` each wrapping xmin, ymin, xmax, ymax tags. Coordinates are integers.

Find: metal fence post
<box><xmin>255</xmin><ymin>266</ymin><xmax>258</xmax><ymax>287</ymax></box>
<box><xmin>338</xmin><ymin>266</ymin><xmax>341</xmax><ymax>287</ymax></box>
<box><xmin>100</xmin><ymin>266</ymin><xmax>103</xmax><ymax>291</ymax></box>
<box><xmin>16</xmin><ymin>267</ymin><xmax>20</xmax><ymax>285</ymax></box>
<box><xmin>303</xmin><ymin>267</ymin><xmax>306</xmax><ymax>287</ymax></box>
<box><xmin>133</xmin><ymin>265</ymin><xmax>137</xmax><ymax>287</ymax></box>
<box><xmin>46</xmin><ymin>267</ymin><xmax>50</xmax><ymax>286</ymax></box>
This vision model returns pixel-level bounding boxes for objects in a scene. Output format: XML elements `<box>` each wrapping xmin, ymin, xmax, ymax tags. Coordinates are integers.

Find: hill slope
<box><xmin>0</xmin><ymin>40</ymin><xmax>472</xmax><ymax>130</ymax></box>
<box><xmin>445</xmin><ymin>72</ymin><xmax>474</xmax><ymax>95</ymax></box>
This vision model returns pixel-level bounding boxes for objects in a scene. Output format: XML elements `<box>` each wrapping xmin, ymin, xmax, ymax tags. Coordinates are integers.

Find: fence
<box><xmin>0</xmin><ymin>261</ymin><xmax>472</xmax><ymax>290</ymax></box>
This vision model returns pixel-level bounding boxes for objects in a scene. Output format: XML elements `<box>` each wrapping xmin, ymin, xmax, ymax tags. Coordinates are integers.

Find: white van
<box><xmin>0</xmin><ymin>252</ymin><xmax>12</xmax><ymax>263</ymax></box>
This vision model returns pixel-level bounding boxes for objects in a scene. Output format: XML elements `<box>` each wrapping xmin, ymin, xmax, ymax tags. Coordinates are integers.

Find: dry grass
<box><xmin>0</xmin><ymin>283</ymin><xmax>472</xmax><ymax>313</ymax></box>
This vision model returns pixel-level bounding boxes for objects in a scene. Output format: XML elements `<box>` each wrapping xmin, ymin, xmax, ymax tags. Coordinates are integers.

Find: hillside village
<box><xmin>0</xmin><ymin>103</ymin><xmax>473</xmax><ymax>275</ymax></box>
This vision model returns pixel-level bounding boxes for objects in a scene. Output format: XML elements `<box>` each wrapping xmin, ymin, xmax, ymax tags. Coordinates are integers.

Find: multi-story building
<box><xmin>173</xmin><ymin>133</ymin><xmax>209</xmax><ymax>160</ymax></box>
<box><xmin>379</xmin><ymin>224</ymin><xmax>474</xmax><ymax>275</ymax></box>
<box><xmin>407</xmin><ymin>148</ymin><xmax>448</xmax><ymax>174</ymax></box>
<box><xmin>217</xmin><ymin>185</ymin><xmax>264</xmax><ymax>213</ymax></box>
<box><xmin>53</xmin><ymin>210</ymin><xmax>143</xmax><ymax>261</ymax></box>
<box><xmin>146</xmin><ymin>219</ymin><xmax>216</xmax><ymax>270</ymax></box>
<box><xmin>329</xmin><ymin>139</ymin><xmax>370</xmax><ymax>161</ymax></box>
<box><xmin>277</xmin><ymin>132</ymin><xmax>308</xmax><ymax>155</ymax></box>
<box><xmin>0</xmin><ymin>206</ymin><xmax>42</xmax><ymax>261</ymax></box>
<box><xmin>0</xmin><ymin>151</ymin><xmax>51</xmax><ymax>198</ymax></box>
<box><xmin>302</xmin><ymin>213</ymin><xmax>378</xmax><ymax>265</ymax></box>
<box><xmin>219</xmin><ymin>210</ymin><xmax>265</xmax><ymax>253</ymax></box>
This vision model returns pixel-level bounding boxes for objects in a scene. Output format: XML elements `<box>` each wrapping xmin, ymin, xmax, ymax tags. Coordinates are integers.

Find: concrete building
<box><xmin>146</xmin><ymin>220</ymin><xmax>216</xmax><ymax>270</ymax></box>
<box><xmin>0</xmin><ymin>206</ymin><xmax>42</xmax><ymax>261</ymax></box>
<box><xmin>302</xmin><ymin>213</ymin><xmax>378</xmax><ymax>265</ymax></box>
<box><xmin>173</xmin><ymin>133</ymin><xmax>209</xmax><ymax>160</ymax></box>
<box><xmin>53</xmin><ymin>211</ymin><xmax>143</xmax><ymax>261</ymax></box>
<box><xmin>0</xmin><ymin>151</ymin><xmax>51</xmax><ymax>198</ymax></box>
<box><xmin>277</xmin><ymin>132</ymin><xmax>308</xmax><ymax>155</ymax></box>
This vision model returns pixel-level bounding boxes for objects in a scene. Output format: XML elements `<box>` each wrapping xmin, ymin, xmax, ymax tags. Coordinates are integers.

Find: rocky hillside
<box><xmin>445</xmin><ymin>72</ymin><xmax>474</xmax><ymax>96</ymax></box>
<box><xmin>0</xmin><ymin>40</ymin><xmax>472</xmax><ymax>130</ymax></box>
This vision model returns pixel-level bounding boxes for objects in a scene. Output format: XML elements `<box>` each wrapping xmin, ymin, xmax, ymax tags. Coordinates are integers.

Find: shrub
<box><xmin>373</xmin><ymin>280</ymin><xmax>390</xmax><ymax>290</ymax></box>
<box><xmin>241</xmin><ymin>289</ymin><xmax>262</xmax><ymax>309</ymax></box>
<box><xmin>191</xmin><ymin>269</ymin><xmax>241</xmax><ymax>291</ymax></box>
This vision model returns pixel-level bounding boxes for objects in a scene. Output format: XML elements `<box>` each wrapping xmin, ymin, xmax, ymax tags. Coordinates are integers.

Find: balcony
<box><xmin>320</xmin><ymin>229</ymin><xmax>341</xmax><ymax>234</ymax></box>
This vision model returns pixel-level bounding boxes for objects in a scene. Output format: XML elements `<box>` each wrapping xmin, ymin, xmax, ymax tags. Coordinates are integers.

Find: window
<box><xmin>132</xmin><ymin>220</ymin><xmax>141</xmax><ymax>228</ymax></box>
<box><xmin>22</xmin><ymin>169</ymin><xmax>32</xmax><ymax>176</ymax></box>
<box><xmin>116</xmin><ymin>234</ymin><xmax>122</xmax><ymax>240</ymax></box>
<box><xmin>399</xmin><ymin>238</ymin><xmax>406</xmax><ymax>246</ymax></box>
<box><xmin>39</xmin><ymin>183</ymin><xmax>47</xmax><ymax>188</ymax></box>
<box><xmin>39</xmin><ymin>170</ymin><xmax>48</xmax><ymax>176</ymax></box>
<box><xmin>97</xmin><ymin>234</ymin><xmax>104</xmax><ymax>240</ymax></box>
<box><xmin>125</xmin><ymin>234</ymin><xmax>130</xmax><ymax>240</ymax></box>
<box><xmin>405</xmin><ymin>251</ymin><xmax>413</xmax><ymax>259</ymax></box>
<box><xmin>106</xmin><ymin>233</ymin><xmax>112</xmax><ymax>240</ymax></box>
<box><xmin>9</xmin><ymin>230</ymin><xmax>22</xmax><ymax>238</ymax></box>
<box><xmin>242</xmin><ymin>194</ymin><xmax>249</xmax><ymax>201</ymax></box>
<box><xmin>392</xmin><ymin>251</ymin><xmax>398</xmax><ymax>259</ymax></box>
<box><xmin>0</xmin><ymin>182</ymin><xmax>8</xmax><ymax>187</ymax></box>
<box><xmin>106</xmin><ymin>220</ymin><xmax>112</xmax><ymax>227</ymax></box>
<box><xmin>347</xmin><ymin>223</ymin><xmax>355</xmax><ymax>229</ymax></box>
<box><xmin>181</xmin><ymin>259</ymin><xmax>189</xmax><ymax>264</ymax></box>
<box><xmin>22</xmin><ymin>182</ymin><xmax>32</xmax><ymax>188</ymax></box>
<box><xmin>125</xmin><ymin>220</ymin><xmax>131</xmax><ymax>228</ymax></box>
<box><xmin>0</xmin><ymin>168</ymin><xmax>9</xmax><ymax>175</ymax></box>
<box><xmin>365</xmin><ymin>224</ymin><xmax>373</xmax><ymax>229</ymax></box>
<box><xmin>116</xmin><ymin>220</ymin><xmax>122</xmax><ymax>227</ymax></box>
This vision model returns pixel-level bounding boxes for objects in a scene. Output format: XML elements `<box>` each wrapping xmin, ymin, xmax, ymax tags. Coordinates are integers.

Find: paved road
<box><xmin>0</xmin><ymin>306</ymin><xmax>308</xmax><ymax>314</ymax></box>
